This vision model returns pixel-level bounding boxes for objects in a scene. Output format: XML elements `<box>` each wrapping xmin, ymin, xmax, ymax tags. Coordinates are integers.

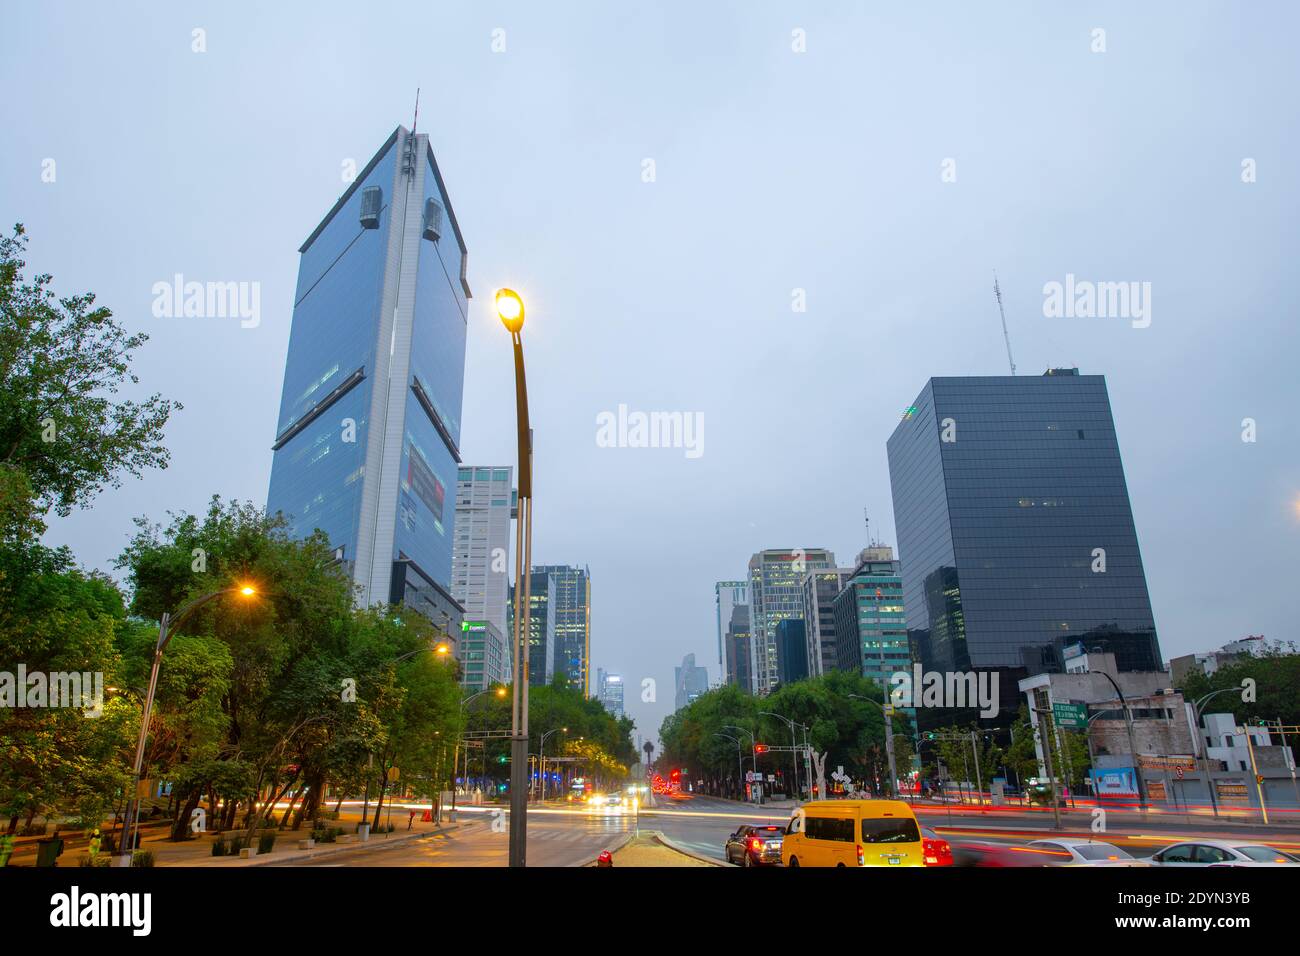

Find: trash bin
<box><xmin>35</xmin><ymin>836</ymin><xmax>65</xmax><ymax>867</ymax></box>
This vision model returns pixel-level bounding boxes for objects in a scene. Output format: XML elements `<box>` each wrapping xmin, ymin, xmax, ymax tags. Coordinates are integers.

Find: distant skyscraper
<box><xmin>774</xmin><ymin>619</ymin><xmax>809</xmax><ymax>684</ymax></box>
<box><xmin>509</xmin><ymin>571</ymin><xmax>555</xmax><ymax>687</ymax></box>
<box><xmin>748</xmin><ymin>549</ymin><xmax>836</xmax><ymax>694</ymax></box>
<box><xmin>674</xmin><ymin>653</ymin><xmax>709</xmax><ymax>710</ymax></box>
<box><xmin>266</xmin><ymin>125</ymin><xmax>471</xmax><ymax>640</ymax></box>
<box><xmin>832</xmin><ymin>548</ymin><xmax>910</xmax><ymax>720</ymax></box>
<box><xmin>535</xmin><ymin>565</ymin><xmax>591</xmax><ymax>695</ymax></box>
<box><xmin>724</xmin><ymin>606</ymin><xmax>753</xmax><ymax>695</ymax></box>
<box><xmin>459</xmin><ymin>620</ymin><xmax>506</xmax><ymax>692</ymax></box>
<box><xmin>451</xmin><ymin>467</ymin><xmax>513</xmax><ymax>652</ymax></box>
<box><xmin>801</xmin><ymin>568</ymin><xmax>854</xmax><ymax>677</ymax></box>
<box><xmin>597</xmin><ymin>668</ymin><xmax>624</xmax><ymax>718</ymax></box>
<box><xmin>714</xmin><ymin>581</ymin><xmax>749</xmax><ymax>685</ymax></box>
<box><xmin>887</xmin><ymin>370</ymin><xmax>1161</xmax><ymax>724</ymax></box>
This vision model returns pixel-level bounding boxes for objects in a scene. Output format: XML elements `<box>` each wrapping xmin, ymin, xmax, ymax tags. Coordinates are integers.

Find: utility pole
<box><xmin>1034</xmin><ymin>689</ymin><xmax>1061</xmax><ymax>829</ymax></box>
<box><xmin>1242</xmin><ymin>724</ymin><xmax>1268</xmax><ymax>824</ymax></box>
<box><xmin>969</xmin><ymin>730</ymin><xmax>983</xmax><ymax>807</ymax></box>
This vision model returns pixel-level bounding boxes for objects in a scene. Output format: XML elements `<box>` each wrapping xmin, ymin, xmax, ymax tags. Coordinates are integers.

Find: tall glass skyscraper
<box><xmin>886</xmin><ymin>370</ymin><xmax>1161</xmax><ymax>724</ymax></box>
<box><xmin>535</xmin><ymin>565</ymin><xmax>591</xmax><ymax>695</ymax></box>
<box><xmin>714</xmin><ymin>581</ymin><xmax>748</xmax><ymax>685</ymax></box>
<box><xmin>266</xmin><ymin>126</ymin><xmax>470</xmax><ymax>635</ymax></box>
<box><xmin>509</xmin><ymin>571</ymin><xmax>556</xmax><ymax>687</ymax></box>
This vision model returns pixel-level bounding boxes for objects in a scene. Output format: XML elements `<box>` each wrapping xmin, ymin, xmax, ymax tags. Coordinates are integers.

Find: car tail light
<box><xmin>924</xmin><ymin>837</ymin><xmax>952</xmax><ymax>866</ymax></box>
<box><xmin>750</xmin><ymin>838</ymin><xmax>763</xmax><ymax>850</ymax></box>
<box><xmin>856</xmin><ymin>844</ymin><xmax>864</xmax><ymax>866</ymax></box>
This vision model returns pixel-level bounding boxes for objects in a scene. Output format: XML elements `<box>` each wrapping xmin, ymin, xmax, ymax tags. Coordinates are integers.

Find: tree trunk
<box><xmin>170</xmin><ymin>790</ymin><xmax>202</xmax><ymax>841</ymax></box>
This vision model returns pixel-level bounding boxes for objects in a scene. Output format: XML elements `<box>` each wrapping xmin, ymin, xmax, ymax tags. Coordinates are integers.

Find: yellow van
<box><xmin>781</xmin><ymin>799</ymin><xmax>925</xmax><ymax>867</ymax></box>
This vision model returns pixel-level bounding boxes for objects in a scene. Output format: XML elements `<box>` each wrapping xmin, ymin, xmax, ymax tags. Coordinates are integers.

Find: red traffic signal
<box><xmin>670</xmin><ymin>769</ymin><xmax>681</xmax><ymax>781</ymax></box>
<box><xmin>755</xmin><ymin>744</ymin><xmax>769</xmax><ymax>754</ymax></box>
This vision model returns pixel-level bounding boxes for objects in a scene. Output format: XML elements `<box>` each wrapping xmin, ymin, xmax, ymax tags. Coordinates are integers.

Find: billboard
<box><xmin>1090</xmin><ymin>767</ymin><xmax>1138</xmax><ymax>800</ymax></box>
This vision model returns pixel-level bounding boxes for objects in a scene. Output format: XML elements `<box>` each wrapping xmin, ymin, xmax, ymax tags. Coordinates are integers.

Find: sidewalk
<box><xmin>6</xmin><ymin>805</ymin><xmax>474</xmax><ymax>868</ymax></box>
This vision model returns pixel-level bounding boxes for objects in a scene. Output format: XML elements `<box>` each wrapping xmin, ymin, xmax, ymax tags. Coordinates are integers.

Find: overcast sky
<box><xmin>5</xmin><ymin>1</ymin><xmax>1298</xmax><ymax>747</ymax></box>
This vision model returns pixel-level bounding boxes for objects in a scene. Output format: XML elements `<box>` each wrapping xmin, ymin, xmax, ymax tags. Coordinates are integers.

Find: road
<box><xmin>285</xmin><ymin>792</ymin><xmax>1300</xmax><ymax>866</ymax></box>
<box><xmin>290</xmin><ymin>803</ymin><xmax>637</xmax><ymax>867</ymax></box>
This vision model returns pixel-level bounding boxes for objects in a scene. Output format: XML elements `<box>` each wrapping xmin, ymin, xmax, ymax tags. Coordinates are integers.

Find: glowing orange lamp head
<box><xmin>496</xmin><ymin>288</ymin><xmax>524</xmax><ymax>333</ymax></box>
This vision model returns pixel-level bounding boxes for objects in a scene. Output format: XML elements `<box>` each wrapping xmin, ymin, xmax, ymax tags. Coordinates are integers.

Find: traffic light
<box><xmin>670</xmin><ymin>769</ymin><xmax>681</xmax><ymax>781</ymax></box>
<box><xmin>755</xmin><ymin>744</ymin><xmax>769</xmax><ymax>754</ymax></box>
<box><xmin>924</xmin><ymin>732</ymin><xmax>937</xmax><ymax>741</ymax></box>
<box><xmin>498</xmin><ymin>755</ymin><xmax>507</xmax><ymax>764</ymax></box>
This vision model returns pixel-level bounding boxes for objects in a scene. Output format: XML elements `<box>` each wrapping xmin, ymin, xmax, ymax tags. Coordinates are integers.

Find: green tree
<box><xmin>0</xmin><ymin>223</ymin><xmax>179</xmax><ymax>535</ymax></box>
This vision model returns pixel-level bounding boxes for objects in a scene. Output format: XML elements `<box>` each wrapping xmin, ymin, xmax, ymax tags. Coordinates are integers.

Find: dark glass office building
<box><xmin>886</xmin><ymin>370</ymin><xmax>1161</xmax><ymax>725</ymax></box>
<box><xmin>266</xmin><ymin>126</ymin><xmax>471</xmax><ymax>634</ymax></box>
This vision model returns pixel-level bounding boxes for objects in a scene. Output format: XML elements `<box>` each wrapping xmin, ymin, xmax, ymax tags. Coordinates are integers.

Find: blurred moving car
<box><xmin>725</xmin><ymin>825</ymin><xmax>784</xmax><ymax>867</ymax></box>
<box><xmin>951</xmin><ymin>841</ymin><xmax>1068</xmax><ymax>867</ymax></box>
<box><xmin>921</xmin><ymin>826</ymin><xmax>953</xmax><ymax>867</ymax></box>
<box><xmin>782</xmin><ymin>799</ymin><xmax>924</xmax><ymax>867</ymax></box>
<box><xmin>1025</xmin><ymin>839</ymin><xmax>1144</xmax><ymax>866</ymax></box>
<box><xmin>1146</xmin><ymin>840</ymin><xmax>1300</xmax><ymax>867</ymax></box>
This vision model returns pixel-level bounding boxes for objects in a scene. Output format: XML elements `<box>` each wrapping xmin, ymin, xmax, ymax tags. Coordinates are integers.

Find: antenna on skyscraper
<box><xmin>993</xmin><ymin>272</ymin><xmax>1017</xmax><ymax>376</ymax></box>
<box><xmin>412</xmin><ymin>87</ymin><xmax>420</xmax><ymax>134</ymax></box>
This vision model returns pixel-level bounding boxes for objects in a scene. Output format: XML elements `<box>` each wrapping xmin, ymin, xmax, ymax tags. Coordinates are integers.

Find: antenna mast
<box><xmin>993</xmin><ymin>273</ymin><xmax>1017</xmax><ymax>375</ymax></box>
<box><xmin>412</xmin><ymin>87</ymin><xmax>420</xmax><ymax>134</ymax></box>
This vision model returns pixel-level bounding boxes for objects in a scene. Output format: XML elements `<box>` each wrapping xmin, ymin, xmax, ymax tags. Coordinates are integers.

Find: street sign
<box><xmin>883</xmin><ymin>704</ymin><xmax>895</xmax><ymax>717</ymax></box>
<box><xmin>746</xmin><ymin>771</ymin><xmax>754</xmax><ymax>783</ymax></box>
<box><xmin>1052</xmin><ymin>702</ymin><xmax>1088</xmax><ymax>729</ymax></box>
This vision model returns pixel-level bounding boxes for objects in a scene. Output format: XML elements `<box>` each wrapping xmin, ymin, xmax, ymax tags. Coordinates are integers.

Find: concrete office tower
<box><xmin>674</xmin><ymin>653</ymin><xmax>709</xmax><ymax>711</ymax></box>
<box><xmin>597</xmin><ymin>668</ymin><xmax>625</xmax><ymax>718</ymax></box>
<box><xmin>801</xmin><ymin>568</ymin><xmax>854</xmax><ymax>678</ymax></box>
<box><xmin>535</xmin><ymin>565</ymin><xmax>591</xmax><ymax>695</ymax></box>
<box><xmin>725</xmin><ymin>606</ymin><xmax>753</xmax><ymax>695</ymax></box>
<box><xmin>748</xmin><ymin>549</ymin><xmax>836</xmax><ymax>694</ymax></box>
<box><xmin>714</xmin><ymin>581</ymin><xmax>749</xmax><ymax>685</ymax></box>
<box><xmin>266</xmin><ymin>125</ymin><xmax>471</xmax><ymax>638</ymax></box>
<box><xmin>887</xmin><ymin>370</ymin><xmax>1161</xmax><ymax>726</ymax></box>
<box><xmin>459</xmin><ymin>620</ymin><xmax>506</xmax><ymax>692</ymax></box>
<box><xmin>451</xmin><ymin>466</ymin><xmax>513</xmax><ymax>645</ymax></box>
<box><xmin>509</xmin><ymin>571</ymin><xmax>556</xmax><ymax>687</ymax></box>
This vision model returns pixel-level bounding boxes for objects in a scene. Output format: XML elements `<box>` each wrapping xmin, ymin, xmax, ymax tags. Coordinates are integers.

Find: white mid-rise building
<box><xmin>451</xmin><ymin>466</ymin><xmax>513</xmax><ymax>679</ymax></box>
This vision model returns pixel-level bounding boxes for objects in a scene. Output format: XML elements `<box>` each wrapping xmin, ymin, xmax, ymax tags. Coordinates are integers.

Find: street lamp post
<box><xmin>538</xmin><ymin>727</ymin><xmax>566</xmax><ymax>802</ymax></box>
<box><xmin>118</xmin><ymin>584</ymin><xmax>256</xmax><ymax>866</ymax></box>
<box><xmin>849</xmin><ymin>694</ymin><xmax>899</xmax><ymax>799</ymax></box>
<box><xmin>1192</xmin><ymin>688</ymin><xmax>1239</xmax><ymax>819</ymax></box>
<box><xmin>760</xmin><ymin>711</ymin><xmax>806</xmax><ymax>800</ymax></box>
<box><xmin>713</xmin><ymin>733</ymin><xmax>744</xmax><ymax>798</ymax></box>
<box><xmin>1093</xmin><ymin>671</ymin><xmax>1147</xmax><ymax>811</ymax></box>
<box><xmin>498</xmin><ymin>287</ymin><xmax>532</xmax><ymax>868</ymax></box>
<box><xmin>452</xmin><ymin>685</ymin><xmax>506</xmax><ymax>816</ymax></box>
<box><xmin>723</xmin><ymin>724</ymin><xmax>759</xmax><ymax>804</ymax></box>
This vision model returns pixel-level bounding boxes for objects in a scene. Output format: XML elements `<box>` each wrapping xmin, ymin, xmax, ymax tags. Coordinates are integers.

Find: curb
<box><xmin>169</xmin><ymin>823</ymin><xmax>466</xmax><ymax>867</ymax></box>
<box><xmin>252</xmin><ymin>823</ymin><xmax>465</xmax><ymax>866</ymax></box>
<box><xmin>577</xmin><ymin>829</ymin><xmax>638</xmax><ymax>867</ymax></box>
<box><xmin>650</xmin><ymin>830</ymin><xmax>729</xmax><ymax>867</ymax></box>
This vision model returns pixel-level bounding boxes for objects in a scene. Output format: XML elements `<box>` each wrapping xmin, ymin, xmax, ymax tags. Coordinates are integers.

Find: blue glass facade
<box><xmin>266</xmin><ymin>126</ymin><xmax>470</xmax><ymax>628</ymax></box>
<box><xmin>886</xmin><ymin>371</ymin><xmax>1161</xmax><ymax>722</ymax></box>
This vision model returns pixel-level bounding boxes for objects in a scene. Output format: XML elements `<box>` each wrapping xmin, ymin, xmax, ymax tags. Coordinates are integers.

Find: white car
<box><xmin>1025</xmin><ymin>839</ymin><xmax>1146</xmax><ymax>866</ymax></box>
<box><xmin>1146</xmin><ymin>840</ymin><xmax>1299</xmax><ymax>867</ymax></box>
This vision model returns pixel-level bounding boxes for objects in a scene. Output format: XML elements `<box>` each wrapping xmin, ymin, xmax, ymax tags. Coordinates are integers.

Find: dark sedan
<box><xmin>725</xmin><ymin>825</ymin><xmax>785</xmax><ymax>867</ymax></box>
